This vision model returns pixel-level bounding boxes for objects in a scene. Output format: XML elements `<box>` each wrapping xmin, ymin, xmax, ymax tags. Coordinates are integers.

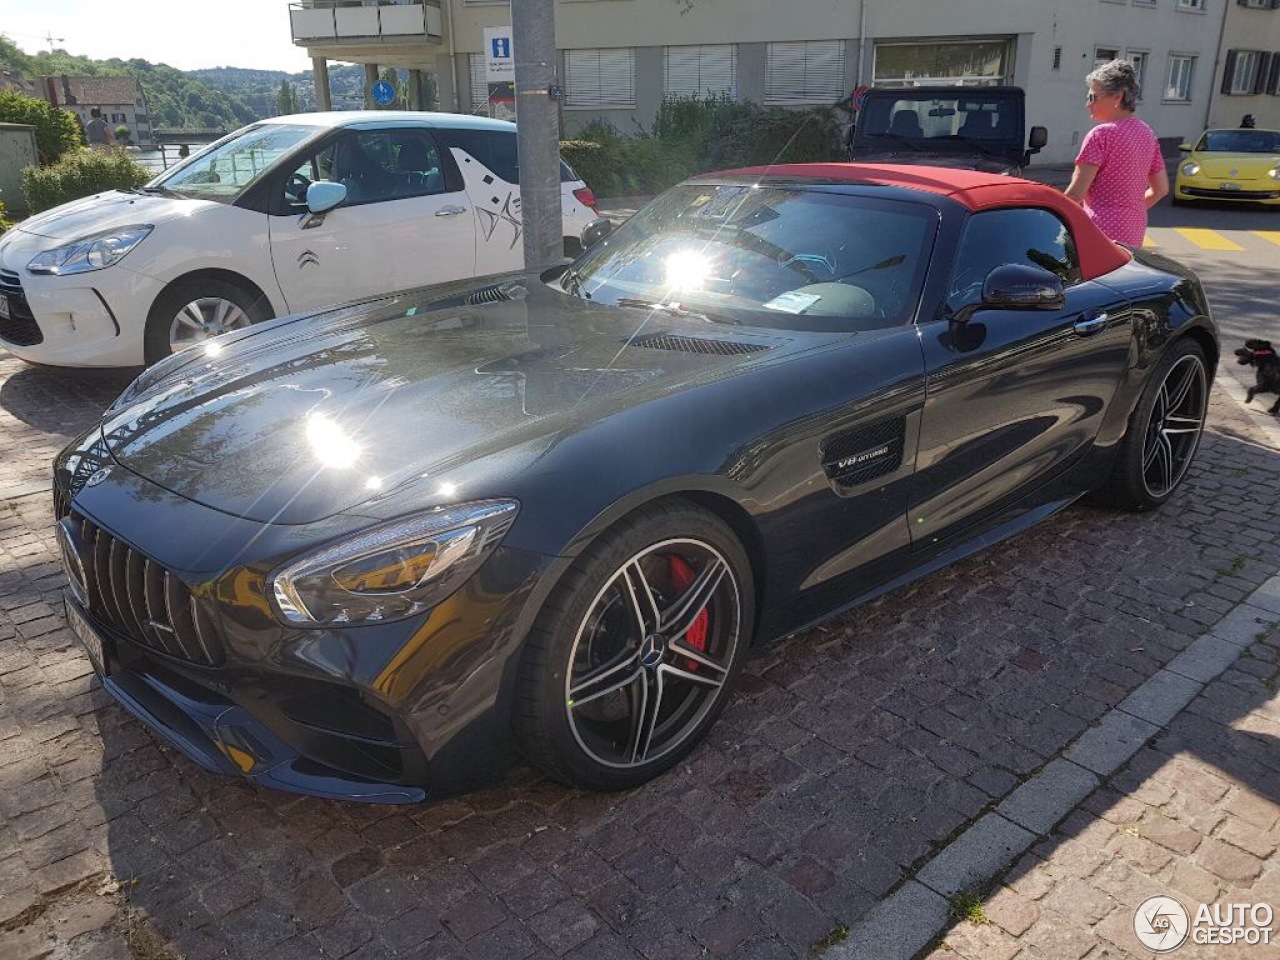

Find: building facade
<box><xmin>38</xmin><ymin>76</ymin><xmax>156</xmax><ymax>147</ymax></box>
<box><xmin>291</xmin><ymin>1</ymin><xmax>1244</xmax><ymax>164</ymax></box>
<box><xmin>1207</xmin><ymin>0</ymin><xmax>1280</xmax><ymax>131</ymax></box>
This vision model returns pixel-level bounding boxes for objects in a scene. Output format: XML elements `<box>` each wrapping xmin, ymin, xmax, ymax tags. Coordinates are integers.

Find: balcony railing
<box><xmin>290</xmin><ymin>1</ymin><xmax>443</xmax><ymax>44</ymax></box>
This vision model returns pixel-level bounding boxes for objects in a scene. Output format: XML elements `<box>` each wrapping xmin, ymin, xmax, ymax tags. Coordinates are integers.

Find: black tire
<box><xmin>1098</xmin><ymin>337</ymin><xmax>1208</xmax><ymax>512</ymax></box>
<box><xmin>144</xmin><ymin>276</ymin><xmax>272</xmax><ymax>364</ymax></box>
<box><xmin>514</xmin><ymin>499</ymin><xmax>755</xmax><ymax>791</ymax></box>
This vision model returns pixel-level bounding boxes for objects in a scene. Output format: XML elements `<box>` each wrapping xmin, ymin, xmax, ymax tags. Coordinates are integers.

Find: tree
<box><xmin>0</xmin><ymin>91</ymin><xmax>82</xmax><ymax>163</ymax></box>
<box><xmin>276</xmin><ymin>79</ymin><xmax>297</xmax><ymax>116</ymax></box>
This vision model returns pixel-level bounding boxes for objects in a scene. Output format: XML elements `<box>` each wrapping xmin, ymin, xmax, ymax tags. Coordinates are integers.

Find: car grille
<box><xmin>630</xmin><ymin>333</ymin><xmax>769</xmax><ymax>356</ymax></box>
<box><xmin>1183</xmin><ymin>187</ymin><xmax>1280</xmax><ymax>200</ymax></box>
<box><xmin>67</xmin><ymin>510</ymin><xmax>225</xmax><ymax>667</ymax></box>
<box><xmin>0</xmin><ymin>270</ymin><xmax>43</xmax><ymax>346</ymax></box>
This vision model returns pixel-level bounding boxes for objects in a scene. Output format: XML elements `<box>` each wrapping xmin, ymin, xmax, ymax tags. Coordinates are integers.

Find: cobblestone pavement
<box><xmin>1</xmin><ymin>344</ymin><xmax>1278</xmax><ymax>960</ymax></box>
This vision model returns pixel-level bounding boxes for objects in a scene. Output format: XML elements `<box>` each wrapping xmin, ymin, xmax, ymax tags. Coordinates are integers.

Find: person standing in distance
<box><xmin>85</xmin><ymin>108</ymin><xmax>116</xmax><ymax>150</ymax></box>
<box><xmin>1064</xmin><ymin>60</ymin><xmax>1167</xmax><ymax>247</ymax></box>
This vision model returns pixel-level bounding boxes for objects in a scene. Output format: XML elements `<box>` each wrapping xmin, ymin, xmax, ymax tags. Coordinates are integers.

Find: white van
<box><xmin>0</xmin><ymin>112</ymin><xmax>600</xmax><ymax>367</ymax></box>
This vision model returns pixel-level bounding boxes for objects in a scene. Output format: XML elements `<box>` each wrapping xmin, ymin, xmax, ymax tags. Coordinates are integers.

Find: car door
<box><xmin>433</xmin><ymin>128</ymin><xmax>526</xmax><ymax>276</ymax></box>
<box><xmin>268</xmin><ymin>128</ymin><xmax>476</xmax><ymax>314</ymax></box>
<box><xmin>908</xmin><ymin>206</ymin><xmax>1132</xmax><ymax>548</ymax></box>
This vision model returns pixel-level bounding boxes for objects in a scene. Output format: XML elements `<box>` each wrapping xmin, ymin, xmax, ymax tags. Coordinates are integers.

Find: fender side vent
<box><xmin>630</xmin><ymin>334</ymin><xmax>768</xmax><ymax>356</ymax></box>
<box><xmin>464</xmin><ymin>284</ymin><xmax>518</xmax><ymax>306</ymax></box>
<box><xmin>822</xmin><ymin>418</ymin><xmax>906</xmax><ymax>488</ymax></box>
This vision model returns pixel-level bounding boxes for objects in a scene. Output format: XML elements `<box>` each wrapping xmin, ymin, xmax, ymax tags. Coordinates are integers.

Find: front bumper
<box><xmin>55</xmin><ymin>457</ymin><xmax>556</xmax><ymax>803</ymax></box>
<box><xmin>1175</xmin><ymin>175</ymin><xmax>1280</xmax><ymax>204</ymax></box>
<box><xmin>0</xmin><ymin>238</ymin><xmax>160</xmax><ymax>367</ymax></box>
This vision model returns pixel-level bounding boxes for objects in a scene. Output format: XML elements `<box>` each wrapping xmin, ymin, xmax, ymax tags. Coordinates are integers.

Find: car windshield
<box><xmin>564</xmin><ymin>182</ymin><xmax>938</xmax><ymax>333</ymax></box>
<box><xmin>150</xmin><ymin>123</ymin><xmax>321</xmax><ymax>202</ymax></box>
<box><xmin>1196</xmin><ymin>130</ymin><xmax>1280</xmax><ymax>153</ymax></box>
<box><xmin>857</xmin><ymin>93</ymin><xmax>1019</xmax><ymax>145</ymax></box>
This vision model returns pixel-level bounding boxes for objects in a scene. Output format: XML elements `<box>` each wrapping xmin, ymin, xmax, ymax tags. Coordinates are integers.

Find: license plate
<box><xmin>0</xmin><ymin>294</ymin><xmax>8</xmax><ymax>320</ymax></box>
<box><xmin>1220</xmin><ymin>182</ymin><xmax>1242</xmax><ymax>191</ymax></box>
<box><xmin>65</xmin><ymin>597</ymin><xmax>108</xmax><ymax>677</ymax></box>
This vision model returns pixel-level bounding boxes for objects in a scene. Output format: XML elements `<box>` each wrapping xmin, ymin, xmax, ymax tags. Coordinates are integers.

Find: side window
<box><xmin>440</xmin><ymin>129</ymin><xmax>520</xmax><ymax>184</ymax></box>
<box><xmin>947</xmin><ymin>208</ymin><xmax>1081</xmax><ymax>311</ymax></box>
<box><xmin>288</xmin><ymin>130</ymin><xmax>447</xmax><ymax>207</ymax></box>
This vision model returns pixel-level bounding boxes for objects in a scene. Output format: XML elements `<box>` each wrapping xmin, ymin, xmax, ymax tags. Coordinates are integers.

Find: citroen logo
<box><xmin>86</xmin><ymin>466</ymin><xmax>113</xmax><ymax>487</ymax></box>
<box><xmin>56</xmin><ymin>520</ymin><xmax>88</xmax><ymax>605</ymax></box>
<box><xmin>297</xmin><ymin>250</ymin><xmax>319</xmax><ymax>269</ymax></box>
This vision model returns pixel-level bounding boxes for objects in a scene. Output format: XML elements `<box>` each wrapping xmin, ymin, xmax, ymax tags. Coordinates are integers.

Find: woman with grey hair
<box><xmin>1064</xmin><ymin>59</ymin><xmax>1167</xmax><ymax>246</ymax></box>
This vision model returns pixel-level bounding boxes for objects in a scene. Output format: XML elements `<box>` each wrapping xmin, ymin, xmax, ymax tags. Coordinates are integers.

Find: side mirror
<box><xmin>982</xmin><ymin>263</ymin><xmax>1065</xmax><ymax>311</ymax></box>
<box><xmin>581</xmin><ymin>217</ymin><xmax>614</xmax><ymax>250</ymax></box>
<box><xmin>1178</xmin><ymin>143</ymin><xmax>1192</xmax><ymax>153</ymax></box>
<box><xmin>1028</xmin><ymin>126</ymin><xmax>1048</xmax><ymax>151</ymax></box>
<box><xmin>306</xmin><ymin>181</ymin><xmax>347</xmax><ymax>215</ymax></box>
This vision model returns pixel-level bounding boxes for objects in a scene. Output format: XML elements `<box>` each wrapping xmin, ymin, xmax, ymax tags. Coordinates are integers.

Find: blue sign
<box><xmin>491</xmin><ymin>37</ymin><xmax>511</xmax><ymax>60</ymax></box>
<box><xmin>371</xmin><ymin>80</ymin><xmax>396</xmax><ymax>106</ymax></box>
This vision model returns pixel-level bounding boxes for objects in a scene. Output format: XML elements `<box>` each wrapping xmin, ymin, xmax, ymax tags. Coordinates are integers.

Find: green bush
<box><xmin>0</xmin><ymin>199</ymin><xmax>12</xmax><ymax>235</ymax></box>
<box><xmin>565</xmin><ymin>96</ymin><xmax>843</xmax><ymax>199</ymax></box>
<box><xmin>0</xmin><ymin>92</ymin><xmax>83</xmax><ymax>165</ymax></box>
<box><xmin>21</xmin><ymin>149</ymin><xmax>152</xmax><ymax>214</ymax></box>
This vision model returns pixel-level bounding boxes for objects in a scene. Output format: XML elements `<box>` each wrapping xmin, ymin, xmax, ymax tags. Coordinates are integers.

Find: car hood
<box><xmin>1190</xmin><ymin>151</ymin><xmax>1280</xmax><ymax>180</ymax></box>
<box><xmin>13</xmin><ymin>190</ymin><xmax>204</xmax><ymax>241</ymax></box>
<box><xmin>99</xmin><ymin>279</ymin><xmax>794</xmax><ymax>524</ymax></box>
<box><xmin>849</xmin><ymin>149</ymin><xmax>1019</xmax><ymax>174</ymax></box>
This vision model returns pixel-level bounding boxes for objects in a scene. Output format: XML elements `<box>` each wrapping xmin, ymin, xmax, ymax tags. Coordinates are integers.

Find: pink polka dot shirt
<box><xmin>1075</xmin><ymin>117</ymin><xmax>1163</xmax><ymax>246</ymax></box>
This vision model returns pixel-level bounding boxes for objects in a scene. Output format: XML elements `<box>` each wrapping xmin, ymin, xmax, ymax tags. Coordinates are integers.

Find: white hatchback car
<box><xmin>0</xmin><ymin>112</ymin><xmax>600</xmax><ymax>367</ymax></box>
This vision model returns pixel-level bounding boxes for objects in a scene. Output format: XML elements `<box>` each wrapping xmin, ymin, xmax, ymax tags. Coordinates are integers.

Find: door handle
<box><xmin>435</xmin><ymin>206</ymin><xmax>468</xmax><ymax>217</ymax></box>
<box><xmin>1073</xmin><ymin>312</ymin><xmax>1109</xmax><ymax>336</ymax></box>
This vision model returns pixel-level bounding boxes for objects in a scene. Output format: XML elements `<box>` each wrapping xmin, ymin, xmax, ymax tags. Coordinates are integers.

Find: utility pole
<box><xmin>45</xmin><ymin>32</ymin><xmax>65</xmax><ymax>52</ymax></box>
<box><xmin>513</xmin><ymin>0</ymin><xmax>564</xmax><ymax>273</ymax></box>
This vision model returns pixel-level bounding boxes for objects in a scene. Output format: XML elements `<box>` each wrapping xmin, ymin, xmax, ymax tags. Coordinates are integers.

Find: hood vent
<box><xmin>464</xmin><ymin>283</ymin><xmax>523</xmax><ymax>306</ymax></box>
<box><xmin>630</xmin><ymin>333</ymin><xmax>768</xmax><ymax>357</ymax></box>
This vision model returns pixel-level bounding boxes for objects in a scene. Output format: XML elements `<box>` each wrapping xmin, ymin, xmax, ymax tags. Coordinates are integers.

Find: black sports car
<box><xmin>54</xmin><ymin>164</ymin><xmax>1216</xmax><ymax>803</ymax></box>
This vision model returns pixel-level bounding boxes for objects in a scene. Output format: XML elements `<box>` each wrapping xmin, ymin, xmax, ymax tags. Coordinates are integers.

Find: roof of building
<box><xmin>44</xmin><ymin>76</ymin><xmax>140</xmax><ymax>106</ymax></box>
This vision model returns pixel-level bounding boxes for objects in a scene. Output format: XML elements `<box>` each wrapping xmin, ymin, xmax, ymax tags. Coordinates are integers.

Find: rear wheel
<box><xmin>514</xmin><ymin>500</ymin><xmax>754</xmax><ymax>791</ymax></box>
<box><xmin>144</xmin><ymin>277</ymin><xmax>272</xmax><ymax>364</ymax></box>
<box><xmin>1099</xmin><ymin>338</ymin><xmax>1208</xmax><ymax>511</ymax></box>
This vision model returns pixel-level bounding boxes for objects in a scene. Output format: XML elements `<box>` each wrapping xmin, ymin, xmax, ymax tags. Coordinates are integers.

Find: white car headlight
<box><xmin>1181</xmin><ymin>161</ymin><xmax>1200</xmax><ymax>177</ymax></box>
<box><xmin>27</xmin><ymin>225</ymin><xmax>153</xmax><ymax>276</ymax></box>
<box><xmin>270</xmin><ymin>501</ymin><xmax>519</xmax><ymax>627</ymax></box>
<box><xmin>1268</xmin><ymin>167</ymin><xmax>1280</xmax><ymax>181</ymax></box>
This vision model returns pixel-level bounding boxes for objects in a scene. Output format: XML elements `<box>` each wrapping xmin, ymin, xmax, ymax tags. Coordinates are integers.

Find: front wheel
<box><xmin>514</xmin><ymin>500</ymin><xmax>754</xmax><ymax>791</ymax></box>
<box><xmin>1099</xmin><ymin>338</ymin><xmax>1209</xmax><ymax>511</ymax></box>
<box><xmin>144</xmin><ymin>277</ymin><xmax>272</xmax><ymax>364</ymax></box>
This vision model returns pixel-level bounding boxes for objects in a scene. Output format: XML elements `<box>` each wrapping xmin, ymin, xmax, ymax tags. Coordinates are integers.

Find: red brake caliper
<box><xmin>667</xmin><ymin>555</ymin><xmax>708</xmax><ymax>670</ymax></box>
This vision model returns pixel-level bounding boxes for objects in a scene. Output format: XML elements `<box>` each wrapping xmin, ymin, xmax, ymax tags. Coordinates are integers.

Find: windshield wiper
<box><xmin>615</xmin><ymin>297</ymin><xmax>739</xmax><ymax>325</ymax></box>
<box><xmin>867</xmin><ymin>133</ymin><xmax>922</xmax><ymax>152</ymax></box>
<box><xmin>951</xmin><ymin>135</ymin><xmax>1009</xmax><ymax>159</ymax></box>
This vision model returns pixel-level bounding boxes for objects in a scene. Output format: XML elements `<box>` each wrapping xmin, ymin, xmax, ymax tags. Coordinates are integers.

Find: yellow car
<box><xmin>1174</xmin><ymin>127</ymin><xmax>1280</xmax><ymax>206</ymax></box>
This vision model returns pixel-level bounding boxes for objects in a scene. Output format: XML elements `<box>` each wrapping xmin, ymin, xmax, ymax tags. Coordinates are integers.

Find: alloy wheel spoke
<box><xmin>1152</xmin><ymin>432</ymin><xmax>1175</xmax><ymax>493</ymax></box>
<box><xmin>667</xmin><ymin>637</ymin><xmax>729</xmax><ymax>677</ymax></box>
<box><xmin>568</xmin><ymin>655</ymin><xmax>643</xmax><ymax>709</ymax></box>
<box><xmin>1165</xmin><ymin>362</ymin><xmax>1198</xmax><ymax>414</ymax></box>
<box><xmin>212</xmin><ymin>298</ymin><xmax>233</xmax><ymax>329</ymax></box>
<box><xmin>658</xmin><ymin>558</ymin><xmax>726</xmax><ymax>639</ymax></box>
<box><xmin>177</xmin><ymin>306</ymin><xmax>204</xmax><ymax>332</ymax></box>
<box><xmin>621</xmin><ymin>560</ymin><xmax>662</xmax><ymax>636</ymax></box>
<box><xmin>1162</xmin><ymin>413</ymin><xmax>1202</xmax><ymax>435</ymax></box>
<box><xmin>630</xmin><ymin>669</ymin><xmax>664</xmax><ymax>763</ymax></box>
<box><xmin>659</xmin><ymin>660</ymin><xmax>724</xmax><ymax>690</ymax></box>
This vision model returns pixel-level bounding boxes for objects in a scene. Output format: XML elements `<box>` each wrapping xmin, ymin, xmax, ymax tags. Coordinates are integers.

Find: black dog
<box><xmin>1235</xmin><ymin>339</ymin><xmax>1280</xmax><ymax>416</ymax></box>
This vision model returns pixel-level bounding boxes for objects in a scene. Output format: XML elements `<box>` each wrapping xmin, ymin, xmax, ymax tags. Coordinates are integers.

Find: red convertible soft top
<box><xmin>718</xmin><ymin>163</ymin><xmax>1133</xmax><ymax>282</ymax></box>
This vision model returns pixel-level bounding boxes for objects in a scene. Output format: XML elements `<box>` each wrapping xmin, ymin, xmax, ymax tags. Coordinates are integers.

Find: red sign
<box><xmin>851</xmin><ymin>85</ymin><xmax>870</xmax><ymax>110</ymax></box>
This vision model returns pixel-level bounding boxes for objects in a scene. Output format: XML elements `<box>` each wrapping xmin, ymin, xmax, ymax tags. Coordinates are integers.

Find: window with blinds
<box><xmin>765</xmin><ymin>40</ymin><xmax>846</xmax><ymax>105</ymax></box>
<box><xmin>469</xmin><ymin>54</ymin><xmax>488</xmax><ymax>111</ymax></box>
<box><xmin>566</xmin><ymin>48</ymin><xmax>636</xmax><ymax>108</ymax></box>
<box><xmin>664</xmin><ymin>45</ymin><xmax>737</xmax><ymax>98</ymax></box>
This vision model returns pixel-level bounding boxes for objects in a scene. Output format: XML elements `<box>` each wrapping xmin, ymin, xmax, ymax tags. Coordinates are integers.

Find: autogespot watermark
<box><xmin>1133</xmin><ymin>895</ymin><xmax>1274</xmax><ymax>952</ymax></box>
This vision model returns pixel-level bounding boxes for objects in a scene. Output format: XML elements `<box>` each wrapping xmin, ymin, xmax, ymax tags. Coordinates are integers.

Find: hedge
<box><xmin>21</xmin><ymin>149</ymin><xmax>152</xmax><ymax>214</ymax></box>
<box><xmin>561</xmin><ymin>96</ymin><xmax>842</xmax><ymax>198</ymax></box>
<box><xmin>0</xmin><ymin>92</ymin><xmax>82</xmax><ymax>165</ymax></box>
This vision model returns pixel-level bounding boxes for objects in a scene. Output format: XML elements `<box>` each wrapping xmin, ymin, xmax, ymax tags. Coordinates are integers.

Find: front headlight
<box><xmin>27</xmin><ymin>225</ymin><xmax>153</xmax><ymax>276</ymax></box>
<box><xmin>1268</xmin><ymin>167</ymin><xmax>1280</xmax><ymax>181</ymax></box>
<box><xmin>1181</xmin><ymin>161</ymin><xmax>1200</xmax><ymax>177</ymax></box>
<box><xmin>270</xmin><ymin>500</ymin><xmax>519</xmax><ymax>627</ymax></box>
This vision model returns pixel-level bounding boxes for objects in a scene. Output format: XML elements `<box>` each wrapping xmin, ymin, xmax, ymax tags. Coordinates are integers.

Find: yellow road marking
<box><xmin>1251</xmin><ymin>231</ymin><xmax>1280</xmax><ymax>247</ymax></box>
<box><xmin>1173</xmin><ymin>228</ymin><xmax>1245</xmax><ymax>251</ymax></box>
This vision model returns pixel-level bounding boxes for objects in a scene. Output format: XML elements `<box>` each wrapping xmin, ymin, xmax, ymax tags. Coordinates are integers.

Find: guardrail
<box><xmin>289</xmin><ymin>1</ymin><xmax>444</xmax><ymax>43</ymax></box>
